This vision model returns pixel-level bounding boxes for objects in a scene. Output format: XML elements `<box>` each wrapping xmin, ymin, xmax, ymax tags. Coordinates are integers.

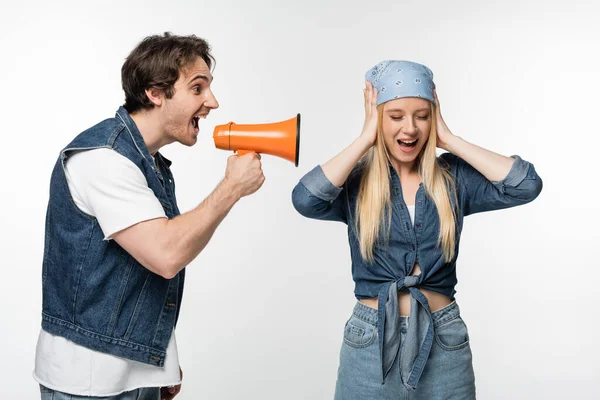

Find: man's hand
<box><xmin>160</xmin><ymin>367</ymin><xmax>183</xmax><ymax>400</ymax></box>
<box><xmin>224</xmin><ymin>152</ymin><xmax>265</xmax><ymax>198</ymax></box>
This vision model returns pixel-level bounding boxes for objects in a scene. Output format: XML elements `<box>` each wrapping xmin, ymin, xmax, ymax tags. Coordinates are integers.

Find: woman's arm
<box><xmin>291</xmin><ymin>81</ymin><xmax>379</xmax><ymax>221</ymax></box>
<box><xmin>435</xmin><ymin>90</ymin><xmax>543</xmax><ymax>215</ymax></box>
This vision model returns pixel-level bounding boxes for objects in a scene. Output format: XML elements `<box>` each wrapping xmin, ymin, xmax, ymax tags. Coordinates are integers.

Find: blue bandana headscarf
<box><xmin>365</xmin><ymin>60</ymin><xmax>436</xmax><ymax>106</ymax></box>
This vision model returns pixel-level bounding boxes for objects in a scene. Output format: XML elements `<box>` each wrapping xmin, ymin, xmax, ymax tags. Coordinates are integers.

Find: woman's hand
<box><xmin>360</xmin><ymin>80</ymin><xmax>379</xmax><ymax>147</ymax></box>
<box><xmin>433</xmin><ymin>89</ymin><xmax>458</xmax><ymax>151</ymax></box>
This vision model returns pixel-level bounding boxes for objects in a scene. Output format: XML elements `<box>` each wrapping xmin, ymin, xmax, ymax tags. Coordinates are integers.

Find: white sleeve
<box><xmin>64</xmin><ymin>148</ymin><xmax>167</xmax><ymax>240</ymax></box>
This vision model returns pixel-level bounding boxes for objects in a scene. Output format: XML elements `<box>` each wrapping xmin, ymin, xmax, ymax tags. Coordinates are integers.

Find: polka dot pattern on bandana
<box><xmin>365</xmin><ymin>60</ymin><xmax>435</xmax><ymax>106</ymax></box>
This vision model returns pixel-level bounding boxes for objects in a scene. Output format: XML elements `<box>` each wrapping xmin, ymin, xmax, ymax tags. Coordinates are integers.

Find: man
<box><xmin>34</xmin><ymin>32</ymin><xmax>264</xmax><ymax>400</ymax></box>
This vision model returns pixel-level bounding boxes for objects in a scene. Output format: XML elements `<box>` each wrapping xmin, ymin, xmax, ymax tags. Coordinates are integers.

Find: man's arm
<box><xmin>112</xmin><ymin>153</ymin><xmax>264</xmax><ymax>278</ymax></box>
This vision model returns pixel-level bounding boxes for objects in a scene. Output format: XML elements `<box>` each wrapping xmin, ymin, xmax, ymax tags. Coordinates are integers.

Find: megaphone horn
<box><xmin>213</xmin><ymin>114</ymin><xmax>301</xmax><ymax>167</ymax></box>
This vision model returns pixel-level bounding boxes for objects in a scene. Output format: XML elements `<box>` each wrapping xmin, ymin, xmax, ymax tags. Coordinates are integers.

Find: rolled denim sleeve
<box><xmin>442</xmin><ymin>153</ymin><xmax>543</xmax><ymax>216</ymax></box>
<box><xmin>291</xmin><ymin>165</ymin><xmax>348</xmax><ymax>223</ymax></box>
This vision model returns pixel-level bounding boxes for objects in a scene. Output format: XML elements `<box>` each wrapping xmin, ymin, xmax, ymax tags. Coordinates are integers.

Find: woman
<box><xmin>291</xmin><ymin>60</ymin><xmax>542</xmax><ymax>399</ymax></box>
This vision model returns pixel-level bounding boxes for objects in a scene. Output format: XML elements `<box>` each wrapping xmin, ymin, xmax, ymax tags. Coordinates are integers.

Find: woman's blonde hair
<box><xmin>355</xmin><ymin>102</ymin><xmax>457</xmax><ymax>263</ymax></box>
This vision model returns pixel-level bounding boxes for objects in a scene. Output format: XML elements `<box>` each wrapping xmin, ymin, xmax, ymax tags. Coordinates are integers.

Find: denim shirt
<box><xmin>291</xmin><ymin>153</ymin><xmax>542</xmax><ymax>390</ymax></box>
<box><xmin>41</xmin><ymin>106</ymin><xmax>184</xmax><ymax>367</ymax></box>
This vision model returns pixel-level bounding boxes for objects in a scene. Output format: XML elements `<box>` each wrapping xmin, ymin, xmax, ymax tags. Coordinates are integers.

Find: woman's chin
<box><xmin>390</xmin><ymin>150</ymin><xmax>419</xmax><ymax>165</ymax></box>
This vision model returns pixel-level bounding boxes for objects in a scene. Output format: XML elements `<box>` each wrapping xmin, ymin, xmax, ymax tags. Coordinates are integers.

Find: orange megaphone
<box><xmin>213</xmin><ymin>114</ymin><xmax>301</xmax><ymax>167</ymax></box>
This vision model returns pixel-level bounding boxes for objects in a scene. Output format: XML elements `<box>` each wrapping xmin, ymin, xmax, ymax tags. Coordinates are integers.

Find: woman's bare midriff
<box><xmin>359</xmin><ymin>263</ymin><xmax>452</xmax><ymax>316</ymax></box>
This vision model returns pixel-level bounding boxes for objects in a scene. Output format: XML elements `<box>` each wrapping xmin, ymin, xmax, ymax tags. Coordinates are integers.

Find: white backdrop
<box><xmin>1</xmin><ymin>0</ymin><xmax>598</xmax><ymax>398</ymax></box>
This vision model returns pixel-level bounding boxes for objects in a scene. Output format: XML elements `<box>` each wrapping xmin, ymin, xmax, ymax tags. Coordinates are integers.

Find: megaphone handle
<box><xmin>235</xmin><ymin>149</ymin><xmax>253</xmax><ymax>157</ymax></box>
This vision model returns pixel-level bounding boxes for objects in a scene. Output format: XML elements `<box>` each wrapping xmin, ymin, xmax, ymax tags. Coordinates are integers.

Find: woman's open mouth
<box><xmin>397</xmin><ymin>138</ymin><xmax>418</xmax><ymax>151</ymax></box>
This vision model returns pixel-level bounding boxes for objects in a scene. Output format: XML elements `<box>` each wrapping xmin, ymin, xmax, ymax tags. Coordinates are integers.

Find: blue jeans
<box><xmin>334</xmin><ymin>300</ymin><xmax>476</xmax><ymax>399</ymax></box>
<box><xmin>40</xmin><ymin>385</ymin><xmax>159</xmax><ymax>400</ymax></box>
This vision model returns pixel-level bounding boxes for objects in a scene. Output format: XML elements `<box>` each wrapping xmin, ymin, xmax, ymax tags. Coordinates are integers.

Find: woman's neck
<box><xmin>392</xmin><ymin>160</ymin><xmax>419</xmax><ymax>182</ymax></box>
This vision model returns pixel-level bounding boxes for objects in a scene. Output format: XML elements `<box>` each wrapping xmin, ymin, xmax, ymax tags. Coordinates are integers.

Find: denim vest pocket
<box><xmin>434</xmin><ymin>316</ymin><xmax>470</xmax><ymax>351</ymax></box>
<box><xmin>123</xmin><ymin>272</ymin><xmax>154</xmax><ymax>340</ymax></box>
<box><xmin>343</xmin><ymin>315</ymin><xmax>377</xmax><ymax>348</ymax></box>
<box><xmin>105</xmin><ymin>257</ymin><xmax>136</xmax><ymax>337</ymax></box>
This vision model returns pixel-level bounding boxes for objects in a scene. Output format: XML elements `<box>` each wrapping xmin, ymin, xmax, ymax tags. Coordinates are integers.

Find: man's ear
<box><xmin>145</xmin><ymin>87</ymin><xmax>164</xmax><ymax>107</ymax></box>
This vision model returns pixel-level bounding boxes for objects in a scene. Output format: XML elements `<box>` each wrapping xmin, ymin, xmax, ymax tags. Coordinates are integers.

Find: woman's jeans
<box><xmin>334</xmin><ymin>300</ymin><xmax>476</xmax><ymax>400</ymax></box>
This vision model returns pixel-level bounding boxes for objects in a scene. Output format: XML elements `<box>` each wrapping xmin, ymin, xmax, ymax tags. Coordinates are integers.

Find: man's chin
<box><xmin>179</xmin><ymin>132</ymin><xmax>198</xmax><ymax>147</ymax></box>
<box><xmin>181</xmin><ymin>138</ymin><xmax>197</xmax><ymax>147</ymax></box>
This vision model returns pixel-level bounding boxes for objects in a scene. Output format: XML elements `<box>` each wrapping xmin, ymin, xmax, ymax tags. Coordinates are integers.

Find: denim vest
<box><xmin>292</xmin><ymin>152</ymin><xmax>543</xmax><ymax>390</ymax></box>
<box><xmin>41</xmin><ymin>106</ymin><xmax>184</xmax><ymax>367</ymax></box>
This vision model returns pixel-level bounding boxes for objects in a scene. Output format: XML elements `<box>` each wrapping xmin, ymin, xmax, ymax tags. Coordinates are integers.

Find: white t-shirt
<box><xmin>33</xmin><ymin>148</ymin><xmax>181</xmax><ymax>396</ymax></box>
<box><xmin>407</xmin><ymin>204</ymin><xmax>415</xmax><ymax>225</ymax></box>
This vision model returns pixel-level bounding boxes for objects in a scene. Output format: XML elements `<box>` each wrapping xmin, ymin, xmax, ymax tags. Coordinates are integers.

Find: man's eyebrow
<box><xmin>188</xmin><ymin>74</ymin><xmax>213</xmax><ymax>84</ymax></box>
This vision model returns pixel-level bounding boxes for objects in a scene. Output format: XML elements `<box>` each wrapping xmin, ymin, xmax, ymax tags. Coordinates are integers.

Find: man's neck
<box><xmin>130</xmin><ymin>110</ymin><xmax>172</xmax><ymax>156</ymax></box>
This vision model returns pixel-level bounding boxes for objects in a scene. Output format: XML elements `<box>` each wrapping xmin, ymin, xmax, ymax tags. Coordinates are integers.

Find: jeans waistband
<box><xmin>351</xmin><ymin>299</ymin><xmax>460</xmax><ymax>328</ymax></box>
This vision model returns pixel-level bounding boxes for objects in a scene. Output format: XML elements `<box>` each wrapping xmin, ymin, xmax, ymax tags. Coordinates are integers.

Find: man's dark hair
<box><xmin>121</xmin><ymin>32</ymin><xmax>215</xmax><ymax>113</ymax></box>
